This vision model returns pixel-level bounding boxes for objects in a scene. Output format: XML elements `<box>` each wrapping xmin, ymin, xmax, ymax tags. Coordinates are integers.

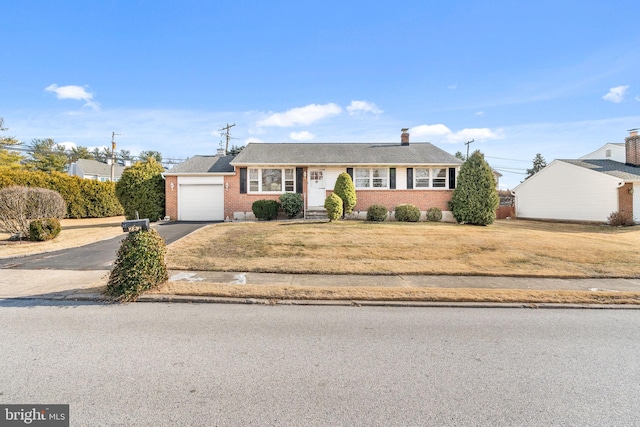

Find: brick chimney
<box><xmin>401</xmin><ymin>128</ymin><xmax>410</xmax><ymax>146</ymax></box>
<box><xmin>625</xmin><ymin>129</ymin><xmax>640</xmax><ymax>166</ymax></box>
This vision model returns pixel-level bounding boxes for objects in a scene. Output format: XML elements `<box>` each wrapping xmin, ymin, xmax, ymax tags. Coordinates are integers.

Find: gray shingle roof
<box><xmin>72</xmin><ymin>159</ymin><xmax>125</xmax><ymax>178</ymax></box>
<box><xmin>561</xmin><ymin>159</ymin><xmax>640</xmax><ymax>181</ymax></box>
<box><xmin>231</xmin><ymin>142</ymin><xmax>463</xmax><ymax>166</ymax></box>
<box><xmin>166</xmin><ymin>155</ymin><xmax>235</xmax><ymax>174</ymax></box>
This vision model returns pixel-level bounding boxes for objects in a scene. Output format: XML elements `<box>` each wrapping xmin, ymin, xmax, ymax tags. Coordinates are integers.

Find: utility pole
<box><xmin>218</xmin><ymin>123</ymin><xmax>236</xmax><ymax>154</ymax></box>
<box><xmin>465</xmin><ymin>139</ymin><xmax>475</xmax><ymax>159</ymax></box>
<box><xmin>111</xmin><ymin>131</ymin><xmax>122</xmax><ymax>182</ymax></box>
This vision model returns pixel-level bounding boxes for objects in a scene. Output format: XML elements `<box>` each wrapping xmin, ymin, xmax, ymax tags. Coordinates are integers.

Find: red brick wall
<box><xmin>348</xmin><ymin>189</ymin><xmax>453</xmax><ymax>213</ymax></box>
<box><xmin>165</xmin><ymin>176</ymin><xmax>178</xmax><ymax>219</ymax></box>
<box><xmin>618</xmin><ymin>183</ymin><xmax>633</xmax><ymax>217</ymax></box>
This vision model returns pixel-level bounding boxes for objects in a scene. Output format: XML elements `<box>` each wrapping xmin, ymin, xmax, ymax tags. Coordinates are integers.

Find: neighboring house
<box><xmin>163</xmin><ymin>130</ymin><xmax>463</xmax><ymax>221</ymax></box>
<box><xmin>513</xmin><ymin>130</ymin><xmax>640</xmax><ymax>223</ymax></box>
<box><xmin>68</xmin><ymin>158</ymin><xmax>126</xmax><ymax>182</ymax></box>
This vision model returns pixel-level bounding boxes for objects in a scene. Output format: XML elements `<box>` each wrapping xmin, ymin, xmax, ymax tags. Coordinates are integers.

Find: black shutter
<box><xmin>407</xmin><ymin>168</ymin><xmax>413</xmax><ymax>189</ymax></box>
<box><xmin>448</xmin><ymin>168</ymin><xmax>456</xmax><ymax>189</ymax></box>
<box><xmin>347</xmin><ymin>168</ymin><xmax>353</xmax><ymax>179</ymax></box>
<box><xmin>239</xmin><ymin>167</ymin><xmax>247</xmax><ymax>194</ymax></box>
<box><xmin>296</xmin><ymin>167</ymin><xmax>303</xmax><ymax>194</ymax></box>
<box><xmin>389</xmin><ymin>168</ymin><xmax>396</xmax><ymax>189</ymax></box>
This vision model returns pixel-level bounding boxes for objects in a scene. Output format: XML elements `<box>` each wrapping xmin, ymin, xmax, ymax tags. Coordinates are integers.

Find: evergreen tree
<box><xmin>115</xmin><ymin>158</ymin><xmax>165</xmax><ymax>221</ymax></box>
<box><xmin>525</xmin><ymin>153</ymin><xmax>547</xmax><ymax>179</ymax></box>
<box><xmin>68</xmin><ymin>146</ymin><xmax>94</xmax><ymax>163</ymax></box>
<box><xmin>139</xmin><ymin>150</ymin><xmax>163</xmax><ymax>163</ymax></box>
<box><xmin>0</xmin><ymin>118</ymin><xmax>24</xmax><ymax>169</ymax></box>
<box><xmin>449</xmin><ymin>150</ymin><xmax>499</xmax><ymax>225</ymax></box>
<box><xmin>454</xmin><ymin>151</ymin><xmax>466</xmax><ymax>161</ymax></box>
<box><xmin>333</xmin><ymin>172</ymin><xmax>357</xmax><ymax>217</ymax></box>
<box><xmin>26</xmin><ymin>138</ymin><xmax>68</xmax><ymax>173</ymax></box>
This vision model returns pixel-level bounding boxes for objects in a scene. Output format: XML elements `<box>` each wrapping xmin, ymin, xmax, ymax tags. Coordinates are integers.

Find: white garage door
<box><xmin>179</xmin><ymin>184</ymin><xmax>224</xmax><ymax>221</ymax></box>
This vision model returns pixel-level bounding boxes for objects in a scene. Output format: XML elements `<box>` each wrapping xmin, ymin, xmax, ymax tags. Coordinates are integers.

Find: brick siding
<box><xmin>618</xmin><ymin>183</ymin><xmax>633</xmax><ymax>217</ymax></box>
<box><xmin>165</xmin><ymin>176</ymin><xmax>178</xmax><ymax>220</ymax></box>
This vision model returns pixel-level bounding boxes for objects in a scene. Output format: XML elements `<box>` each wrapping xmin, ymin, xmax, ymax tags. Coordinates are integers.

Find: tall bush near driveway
<box><xmin>449</xmin><ymin>150</ymin><xmax>499</xmax><ymax>225</ymax></box>
<box><xmin>115</xmin><ymin>159</ymin><xmax>165</xmax><ymax>222</ymax></box>
<box><xmin>324</xmin><ymin>193</ymin><xmax>343</xmax><ymax>221</ymax></box>
<box><xmin>333</xmin><ymin>172</ymin><xmax>356</xmax><ymax>217</ymax></box>
<box><xmin>0</xmin><ymin>186</ymin><xmax>66</xmax><ymax>238</ymax></box>
<box><xmin>107</xmin><ymin>228</ymin><xmax>168</xmax><ymax>301</ymax></box>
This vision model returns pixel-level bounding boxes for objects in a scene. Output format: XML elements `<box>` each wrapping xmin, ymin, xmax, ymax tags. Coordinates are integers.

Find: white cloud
<box><xmin>257</xmin><ymin>103</ymin><xmax>342</xmax><ymax>127</ymax></box>
<box><xmin>411</xmin><ymin>124</ymin><xmax>502</xmax><ymax>143</ymax></box>
<box><xmin>475</xmin><ymin>111</ymin><xmax>484</xmax><ymax>116</ymax></box>
<box><xmin>635</xmin><ymin>95</ymin><xmax>640</xmax><ymax>102</ymax></box>
<box><xmin>289</xmin><ymin>131</ymin><xmax>315</xmax><ymax>141</ymax></box>
<box><xmin>346</xmin><ymin>100</ymin><xmax>382</xmax><ymax>115</ymax></box>
<box><xmin>602</xmin><ymin>85</ymin><xmax>629</xmax><ymax>103</ymax></box>
<box><xmin>45</xmin><ymin>84</ymin><xmax>100</xmax><ymax>110</ymax></box>
<box><xmin>58</xmin><ymin>141</ymin><xmax>77</xmax><ymax>150</ymax></box>
<box><xmin>245</xmin><ymin>137</ymin><xmax>264</xmax><ymax>144</ymax></box>
<box><xmin>447</xmin><ymin>84</ymin><xmax>457</xmax><ymax>90</ymax></box>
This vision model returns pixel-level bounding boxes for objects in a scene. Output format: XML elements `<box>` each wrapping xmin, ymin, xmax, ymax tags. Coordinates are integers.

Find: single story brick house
<box><xmin>163</xmin><ymin>130</ymin><xmax>463</xmax><ymax>221</ymax></box>
<box><xmin>513</xmin><ymin>130</ymin><xmax>640</xmax><ymax>223</ymax></box>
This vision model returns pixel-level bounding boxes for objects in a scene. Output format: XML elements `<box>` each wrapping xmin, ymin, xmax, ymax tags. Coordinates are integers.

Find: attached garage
<box><xmin>179</xmin><ymin>183</ymin><xmax>224</xmax><ymax>221</ymax></box>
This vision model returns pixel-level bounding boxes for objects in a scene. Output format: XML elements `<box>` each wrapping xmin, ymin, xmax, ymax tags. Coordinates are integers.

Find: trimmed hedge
<box><xmin>29</xmin><ymin>218</ymin><xmax>62</xmax><ymax>241</ymax></box>
<box><xmin>366</xmin><ymin>204</ymin><xmax>388</xmax><ymax>222</ymax></box>
<box><xmin>279</xmin><ymin>192</ymin><xmax>304</xmax><ymax>218</ymax></box>
<box><xmin>252</xmin><ymin>199</ymin><xmax>280</xmax><ymax>220</ymax></box>
<box><xmin>107</xmin><ymin>229</ymin><xmax>168</xmax><ymax>301</ymax></box>
<box><xmin>324</xmin><ymin>193</ymin><xmax>343</xmax><ymax>221</ymax></box>
<box><xmin>0</xmin><ymin>167</ymin><xmax>123</xmax><ymax>218</ymax></box>
<box><xmin>333</xmin><ymin>172</ymin><xmax>357</xmax><ymax>215</ymax></box>
<box><xmin>395</xmin><ymin>204</ymin><xmax>420</xmax><ymax>222</ymax></box>
<box><xmin>426</xmin><ymin>207</ymin><xmax>443</xmax><ymax>222</ymax></box>
<box><xmin>115</xmin><ymin>159</ymin><xmax>165</xmax><ymax>222</ymax></box>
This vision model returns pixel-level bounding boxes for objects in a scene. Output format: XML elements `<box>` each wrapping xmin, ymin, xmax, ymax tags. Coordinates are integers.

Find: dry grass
<box><xmin>151</xmin><ymin>281</ymin><xmax>640</xmax><ymax>305</ymax></box>
<box><xmin>0</xmin><ymin>216</ymin><xmax>126</xmax><ymax>258</ymax></box>
<box><xmin>166</xmin><ymin>220</ymin><xmax>640</xmax><ymax>278</ymax></box>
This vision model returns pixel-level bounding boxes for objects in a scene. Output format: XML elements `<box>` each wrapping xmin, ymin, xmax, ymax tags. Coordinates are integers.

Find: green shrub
<box><xmin>252</xmin><ymin>199</ymin><xmax>280</xmax><ymax>220</ymax></box>
<box><xmin>279</xmin><ymin>192</ymin><xmax>304</xmax><ymax>218</ymax></box>
<box><xmin>0</xmin><ymin>167</ymin><xmax>123</xmax><ymax>218</ymax></box>
<box><xmin>107</xmin><ymin>229</ymin><xmax>168</xmax><ymax>301</ymax></box>
<box><xmin>426</xmin><ymin>207</ymin><xmax>443</xmax><ymax>222</ymax></box>
<box><xmin>324</xmin><ymin>193</ymin><xmax>343</xmax><ymax>221</ymax></box>
<box><xmin>366</xmin><ymin>204</ymin><xmax>388</xmax><ymax>222</ymax></box>
<box><xmin>28</xmin><ymin>218</ymin><xmax>62</xmax><ymax>241</ymax></box>
<box><xmin>395</xmin><ymin>204</ymin><xmax>420</xmax><ymax>222</ymax></box>
<box><xmin>0</xmin><ymin>186</ymin><xmax>66</xmax><ymax>237</ymax></box>
<box><xmin>333</xmin><ymin>172</ymin><xmax>357</xmax><ymax>216</ymax></box>
<box><xmin>608</xmin><ymin>211</ymin><xmax>634</xmax><ymax>227</ymax></box>
<box><xmin>449</xmin><ymin>150</ymin><xmax>499</xmax><ymax>225</ymax></box>
<box><xmin>115</xmin><ymin>159</ymin><xmax>165</xmax><ymax>222</ymax></box>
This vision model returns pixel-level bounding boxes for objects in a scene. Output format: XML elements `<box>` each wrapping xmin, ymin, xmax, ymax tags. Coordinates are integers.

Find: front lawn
<box><xmin>166</xmin><ymin>219</ymin><xmax>640</xmax><ymax>278</ymax></box>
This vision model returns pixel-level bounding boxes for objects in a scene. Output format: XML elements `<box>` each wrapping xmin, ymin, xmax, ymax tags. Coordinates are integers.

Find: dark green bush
<box><xmin>333</xmin><ymin>172</ymin><xmax>357</xmax><ymax>216</ymax></box>
<box><xmin>366</xmin><ymin>204</ymin><xmax>388</xmax><ymax>222</ymax></box>
<box><xmin>29</xmin><ymin>218</ymin><xmax>62</xmax><ymax>241</ymax></box>
<box><xmin>395</xmin><ymin>204</ymin><xmax>420</xmax><ymax>222</ymax></box>
<box><xmin>0</xmin><ymin>167</ymin><xmax>123</xmax><ymax>218</ymax></box>
<box><xmin>426</xmin><ymin>207</ymin><xmax>443</xmax><ymax>222</ymax></box>
<box><xmin>115</xmin><ymin>159</ymin><xmax>165</xmax><ymax>222</ymax></box>
<box><xmin>252</xmin><ymin>199</ymin><xmax>280</xmax><ymax>220</ymax></box>
<box><xmin>279</xmin><ymin>192</ymin><xmax>304</xmax><ymax>218</ymax></box>
<box><xmin>449</xmin><ymin>150</ymin><xmax>499</xmax><ymax>225</ymax></box>
<box><xmin>107</xmin><ymin>229</ymin><xmax>168</xmax><ymax>301</ymax></box>
<box><xmin>324</xmin><ymin>193</ymin><xmax>343</xmax><ymax>221</ymax></box>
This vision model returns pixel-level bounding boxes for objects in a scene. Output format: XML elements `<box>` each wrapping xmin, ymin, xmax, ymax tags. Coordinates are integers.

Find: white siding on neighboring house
<box><xmin>514</xmin><ymin>160</ymin><xmax>622</xmax><ymax>222</ymax></box>
<box><xmin>634</xmin><ymin>183</ymin><xmax>640</xmax><ymax>222</ymax></box>
<box><xmin>178</xmin><ymin>175</ymin><xmax>225</xmax><ymax>221</ymax></box>
<box><xmin>580</xmin><ymin>143</ymin><xmax>625</xmax><ymax>163</ymax></box>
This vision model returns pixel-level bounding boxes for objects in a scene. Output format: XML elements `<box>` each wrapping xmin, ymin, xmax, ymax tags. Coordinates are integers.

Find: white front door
<box><xmin>308</xmin><ymin>169</ymin><xmax>326</xmax><ymax>207</ymax></box>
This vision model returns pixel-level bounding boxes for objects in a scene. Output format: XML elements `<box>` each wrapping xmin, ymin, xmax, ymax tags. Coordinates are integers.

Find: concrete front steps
<box><xmin>305</xmin><ymin>208</ymin><xmax>328</xmax><ymax>220</ymax></box>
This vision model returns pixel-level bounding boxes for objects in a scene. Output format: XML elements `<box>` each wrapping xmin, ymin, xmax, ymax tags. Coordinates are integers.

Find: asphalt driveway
<box><xmin>0</xmin><ymin>221</ymin><xmax>211</xmax><ymax>270</ymax></box>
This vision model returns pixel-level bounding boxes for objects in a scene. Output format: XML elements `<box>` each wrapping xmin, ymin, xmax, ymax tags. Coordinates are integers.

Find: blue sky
<box><xmin>2</xmin><ymin>0</ymin><xmax>639</xmax><ymax>189</ymax></box>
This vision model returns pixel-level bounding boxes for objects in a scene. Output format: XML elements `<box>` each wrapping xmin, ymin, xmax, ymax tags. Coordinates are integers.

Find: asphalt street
<box><xmin>1</xmin><ymin>303</ymin><xmax>639</xmax><ymax>426</ymax></box>
<box><xmin>0</xmin><ymin>221</ymin><xmax>209</xmax><ymax>270</ymax></box>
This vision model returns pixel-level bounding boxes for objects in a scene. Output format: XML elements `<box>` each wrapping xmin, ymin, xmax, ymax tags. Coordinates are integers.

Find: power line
<box><xmin>485</xmin><ymin>155</ymin><xmax>530</xmax><ymax>163</ymax></box>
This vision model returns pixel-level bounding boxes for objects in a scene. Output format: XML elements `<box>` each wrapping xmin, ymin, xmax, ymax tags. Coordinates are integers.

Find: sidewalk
<box><xmin>3</xmin><ymin>269</ymin><xmax>640</xmax><ymax>308</ymax></box>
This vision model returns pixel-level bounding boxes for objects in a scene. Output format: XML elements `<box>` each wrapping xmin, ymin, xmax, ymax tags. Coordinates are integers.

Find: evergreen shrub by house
<box><xmin>324</xmin><ymin>193</ymin><xmax>343</xmax><ymax>221</ymax></box>
<box><xmin>333</xmin><ymin>172</ymin><xmax>357</xmax><ymax>217</ymax></box>
<box><xmin>252</xmin><ymin>199</ymin><xmax>280</xmax><ymax>220</ymax></box>
<box><xmin>0</xmin><ymin>186</ymin><xmax>66</xmax><ymax>238</ymax></box>
<box><xmin>29</xmin><ymin>218</ymin><xmax>62</xmax><ymax>241</ymax></box>
<box><xmin>366</xmin><ymin>204</ymin><xmax>388</xmax><ymax>222</ymax></box>
<box><xmin>0</xmin><ymin>168</ymin><xmax>123</xmax><ymax>218</ymax></box>
<box><xmin>107</xmin><ymin>228</ymin><xmax>168</xmax><ymax>301</ymax></box>
<box><xmin>426</xmin><ymin>207</ymin><xmax>443</xmax><ymax>222</ymax></box>
<box><xmin>279</xmin><ymin>192</ymin><xmax>304</xmax><ymax>218</ymax></box>
<box><xmin>115</xmin><ymin>159</ymin><xmax>165</xmax><ymax>222</ymax></box>
<box><xmin>394</xmin><ymin>204</ymin><xmax>420</xmax><ymax>222</ymax></box>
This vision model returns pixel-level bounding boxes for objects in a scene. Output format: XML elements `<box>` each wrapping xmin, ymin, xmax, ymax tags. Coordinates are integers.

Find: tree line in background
<box><xmin>0</xmin><ymin>117</ymin><xmax>164</xmax><ymax>173</ymax></box>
